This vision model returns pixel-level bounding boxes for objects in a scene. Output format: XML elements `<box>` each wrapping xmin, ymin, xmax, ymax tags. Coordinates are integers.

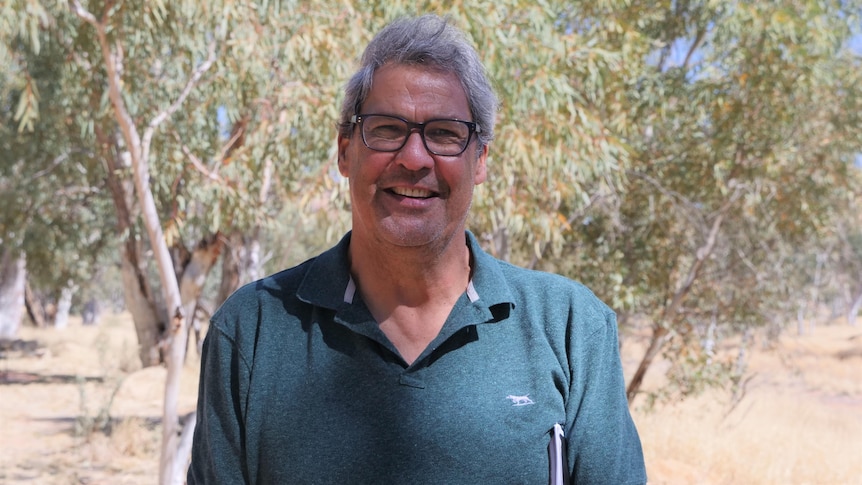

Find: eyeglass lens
<box><xmin>361</xmin><ymin>115</ymin><xmax>472</xmax><ymax>156</ymax></box>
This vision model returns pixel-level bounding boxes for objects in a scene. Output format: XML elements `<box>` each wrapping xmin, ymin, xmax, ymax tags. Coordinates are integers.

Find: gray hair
<box><xmin>338</xmin><ymin>15</ymin><xmax>497</xmax><ymax>153</ymax></box>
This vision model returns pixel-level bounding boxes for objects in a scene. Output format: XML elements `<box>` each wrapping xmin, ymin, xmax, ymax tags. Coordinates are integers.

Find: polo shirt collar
<box><xmin>464</xmin><ymin>230</ymin><xmax>515</xmax><ymax>314</ymax></box>
<box><xmin>295</xmin><ymin>232</ymin><xmax>354</xmax><ymax>310</ymax></box>
<box><xmin>296</xmin><ymin>230</ymin><xmax>515</xmax><ymax>317</ymax></box>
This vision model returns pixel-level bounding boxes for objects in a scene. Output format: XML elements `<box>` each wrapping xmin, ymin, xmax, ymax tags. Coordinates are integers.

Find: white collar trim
<box><xmin>343</xmin><ymin>276</ymin><xmax>357</xmax><ymax>304</ymax></box>
<box><xmin>343</xmin><ymin>276</ymin><xmax>480</xmax><ymax>304</ymax></box>
<box><xmin>466</xmin><ymin>280</ymin><xmax>480</xmax><ymax>303</ymax></box>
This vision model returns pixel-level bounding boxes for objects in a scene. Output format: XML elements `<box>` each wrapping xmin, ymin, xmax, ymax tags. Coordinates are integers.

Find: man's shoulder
<box><xmin>215</xmin><ymin>234</ymin><xmax>352</xmax><ymax>322</ymax></box>
<box><xmin>491</xmin><ymin>258</ymin><xmax>608</xmax><ymax>306</ymax></box>
<box><xmin>475</xmin><ymin>260</ymin><xmax>613</xmax><ymax>345</ymax></box>
<box><xmin>466</xmin><ymin>232</ymin><xmax>613</xmax><ymax>322</ymax></box>
<box><xmin>493</xmin><ymin>258</ymin><xmax>580</xmax><ymax>286</ymax></box>
<box><xmin>213</xmin><ymin>257</ymin><xmax>318</xmax><ymax>321</ymax></box>
<box><xmin>244</xmin><ymin>258</ymin><xmax>317</xmax><ymax>299</ymax></box>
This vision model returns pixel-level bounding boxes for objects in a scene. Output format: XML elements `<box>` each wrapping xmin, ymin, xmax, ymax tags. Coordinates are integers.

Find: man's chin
<box><xmin>375</xmin><ymin>221</ymin><xmax>450</xmax><ymax>248</ymax></box>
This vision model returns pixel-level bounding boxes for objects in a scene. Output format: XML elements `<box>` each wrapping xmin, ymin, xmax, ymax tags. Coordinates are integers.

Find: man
<box><xmin>188</xmin><ymin>14</ymin><xmax>646</xmax><ymax>484</ymax></box>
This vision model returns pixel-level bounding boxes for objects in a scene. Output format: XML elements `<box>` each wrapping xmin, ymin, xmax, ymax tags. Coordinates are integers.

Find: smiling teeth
<box><xmin>392</xmin><ymin>187</ymin><xmax>432</xmax><ymax>198</ymax></box>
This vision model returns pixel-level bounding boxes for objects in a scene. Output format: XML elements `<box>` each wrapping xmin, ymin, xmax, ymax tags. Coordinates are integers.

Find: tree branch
<box><xmin>663</xmin><ymin>187</ymin><xmax>741</xmax><ymax>322</ymax></box>
<box><xmin>259</xmin><ymin>158</ymin><xmax>273</xmax><ymax>205</ymax></box>
<box><xmin>682</xmin><ymin>27</ymin><xmax>707</xmax><ymax>71</ymax></box>
<box><xmin>69</xmin><ymin>0</ymin><xmax>97</xmax><ymax>25</ymax></box>
<box><xmin>627</xmin><ymin>169</ymin><xmax>705</xmax><ymax>233</ymax></box>
<box><xmin>25</xmin><ymin>149</ymin><xmax>91</xmax><ymax>182</ymax></box>
<box><xmin>181</xmin><ymin>143</ymin><xmax>223</xmax><ymax>183</ymax></box>
<box><xmin>148</xmin><ymin>40</ymin><xmax>218</xmax><ymax>131</ymax></box>
<box><xmin>70</xmin><ymin>0</ymin><xmax>142</xmax><ymax>177</ymax></box>
<box><xmin>141</xmin><ymin>39</ymin><xmax>218</xmax><ymax>166</ymax></box>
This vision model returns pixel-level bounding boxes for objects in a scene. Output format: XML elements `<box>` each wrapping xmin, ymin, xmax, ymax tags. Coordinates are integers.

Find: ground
<box><xmin>629</xmin><ymin>322</ymin><xmax>862</xmax><ymax>484</ymax></box>
<box><xmin>1</xmin><ymin>313</ymin><xmax>860</xmax><ymax>484</ymax></box>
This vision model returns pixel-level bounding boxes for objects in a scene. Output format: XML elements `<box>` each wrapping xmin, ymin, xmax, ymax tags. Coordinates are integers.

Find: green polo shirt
<box><xmin>188</xmin><ymin>231</ymin><xmax>646</xmax><ymax>484</ymax></box>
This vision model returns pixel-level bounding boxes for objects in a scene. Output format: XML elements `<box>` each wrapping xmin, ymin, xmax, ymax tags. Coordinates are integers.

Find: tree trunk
<box><xmin>82</xmin><ymin>299</ymin><xmax>100</xmax><ymax>325</ymax></box>
<box><xmin>625</xmin><ymin>206</ymin><xmax>730</xmax><ymax>405</ymax></box>
<box><xmin>72</xmin><ymin>4</ymin><xmax>217</xmax><ymax>482</ymax></box>
<box><xmin>104</xmin><ymin>133</ymin><xmax>166</xmax><ymax>366</ymax></box>
<box><xmin>626</xmin><ymin>325</ymin><xmax>669</xmax><ymax>403</ymax></box>
<box><xmin>703</xmin><ymin>307</ymin><xmax>718</xmax><ymax>365</ymax></box>
<box><xmin>178</xmin><ymin>234</ymin><xmax>223</xmax><ymax>358</ymax></box>
<box><xmin>245</xmin><ymin>235</ymin><xmax>262</xmax><ymax>283</ymax></box>
<box><xmin>121</xmin><ymin>245</ymin><xmax>167</xmax><ymax>365</ymax></box>
<box><xmin>53</xmin><ymin>282</ymin><xmax>77</xmax><ymax>329</ymax></box>
<box><xmin>797</xmin><ymin>303</ymin><xmax>807</xmax><ymax>336</ymax></box>
<box><xmin>848</xmin><ymin>286</ymin><xmax>862</xmax><ymax>327</ymax></box>
<box><xmin>0</xmin><ymin>250</ymin><xmax>26</xmax><ymax>339</ymax></box>
<box><xmin>24</xmin><ymin>280</ymin><xmax>47</xmax><ymax>328</ymax></box>
<box><xmin>805</xmin><ymin>251</ymin><xmax>827</xmax><ymax>331</ymax></box>
<box><xmin>216</xmin><ymin>231</ymin><xmax>262</xmax><ymax>308</ymax></box>
<box><xmin>216</xmin><ymin>233</ymin><xmax>242</xmax><ymax>307</ymax></box>
<box><xmin>489</xmin><ymin>226</ymin><xmax>511</xmax><ymax>262</ymax></box>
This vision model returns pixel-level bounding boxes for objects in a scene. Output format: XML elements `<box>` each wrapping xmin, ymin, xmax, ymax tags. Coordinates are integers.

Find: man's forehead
<box><xmin>364</xmin><ymin>64</ymin><xmax>468</xmax><ymax>110</ymax></box>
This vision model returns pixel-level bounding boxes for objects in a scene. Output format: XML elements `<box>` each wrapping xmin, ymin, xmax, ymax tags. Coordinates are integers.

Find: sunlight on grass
<box><xmin>632</xmin><ymin>324</ymin><xmax>862</xmax><ymax>485</ymax></box>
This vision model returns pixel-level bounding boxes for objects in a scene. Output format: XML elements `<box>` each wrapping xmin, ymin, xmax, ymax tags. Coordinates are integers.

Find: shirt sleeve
<box><xmin>566</xmin><ymin>307</ymin><xmax>647</xmax><ymax>485</ymax></box>
<box><xmin>187</xmin><ymin>321</ymin><xmax>251</xmax><ymax>484</ymax></box>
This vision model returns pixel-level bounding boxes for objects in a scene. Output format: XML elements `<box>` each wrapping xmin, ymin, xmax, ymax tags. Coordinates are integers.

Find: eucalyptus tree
<box><xmin>828</xmin><ymin>186</ymin><xmax>862</xmax><ymax>327</ymax></box>
<box><xmin>562</xmin><ymin>1</ymin><xmax>862</xmax><ymax>404</ymax></box>
<box><xmin>4</xmin><ymin>0</ymin><xmax>357</xmax><ymax>352</ymax></box>
<box><xmin>1</xmin><ymin>2</ymin><xmax>114</xmax><ymax>335</ymax></box>
<box><xmin>4</xmin><ymin>1</ymin><xmax>367</xmax><ymax>482</ymax></box>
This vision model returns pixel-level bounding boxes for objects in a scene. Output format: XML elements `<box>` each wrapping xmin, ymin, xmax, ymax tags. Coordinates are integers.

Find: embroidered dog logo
<box><xmin>506</xmin><ymin>394</ymin><xmax>534</xmax><ymax>406</ymax></box>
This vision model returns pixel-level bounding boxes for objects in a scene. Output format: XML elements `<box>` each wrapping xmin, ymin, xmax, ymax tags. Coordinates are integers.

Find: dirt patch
<box><xmin>630</xmin><ymin>323</ymin><xmax>862</xmax><ymax>485</ymax></box>
<box><xmin>1</xmin><ymin>313</ymin><xmax>198</xmax><ymax>485</ymax></box>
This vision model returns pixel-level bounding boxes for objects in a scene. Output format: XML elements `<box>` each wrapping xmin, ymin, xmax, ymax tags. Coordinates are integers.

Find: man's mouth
<box><xmin>389</xmin><ymin>187</ymin><xmax>435</xmax><ymax>199</ymax></box>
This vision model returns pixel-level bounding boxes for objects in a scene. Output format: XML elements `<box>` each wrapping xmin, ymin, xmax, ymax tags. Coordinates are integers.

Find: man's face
<box><xmin>338</xmin><ymin>63</ymin><xmax>488</xmax><ymax>249</ymax></box>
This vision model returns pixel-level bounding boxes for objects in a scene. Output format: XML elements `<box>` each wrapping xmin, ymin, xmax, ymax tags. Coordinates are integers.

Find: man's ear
<box><xmin>473</xmin><ymin>144</ymin><xmax>488</xmax><ymax>185</ymax></box>
<box><xmin>337</xmin><ymin>134</ymin><xmax>351</xmax><ymax>177</ymax></box>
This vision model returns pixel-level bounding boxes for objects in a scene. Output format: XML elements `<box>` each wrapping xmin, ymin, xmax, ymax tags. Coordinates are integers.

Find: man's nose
<box><xmin>395</xmin><ymin>129</ymin><xmax>435</xmax><ymax>170</ymax></box>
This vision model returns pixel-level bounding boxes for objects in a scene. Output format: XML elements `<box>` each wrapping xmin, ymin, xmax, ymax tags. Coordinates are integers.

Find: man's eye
<box><xmin>427</xmin><ymin>127</ymin><xmax>464</xmax><ymax>142</ymax></box>
<box><xmin>368</xmin><ymin>124</ymin><xmax>406</xmax><ymax>139</ymax></box>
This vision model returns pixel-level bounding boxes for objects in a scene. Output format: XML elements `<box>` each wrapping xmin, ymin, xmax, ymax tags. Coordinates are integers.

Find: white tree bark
<box><xmin>849</xmin><ymin>287</ymin><xmax>862</xmax><ymax>327</ymax></box>
<box><xmin>71</xmin><ymin>3</ymin><xmax>217</xmax><ymax>483</ymax></box>
<box><xmin>53</xmin><ymin>282</ymin><xmax>77</xmax><ymax>330</ymax></box>
<box><xmin>0</xmin><ymin>250</ymin><xmax>26</xmax><ymax>339</ymax></box>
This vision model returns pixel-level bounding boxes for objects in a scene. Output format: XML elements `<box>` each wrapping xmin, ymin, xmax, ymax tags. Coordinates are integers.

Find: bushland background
<box><xmin>2</xmin><ymin>1</ymin><xmax>861</xmax><ymax>483</ymax></box>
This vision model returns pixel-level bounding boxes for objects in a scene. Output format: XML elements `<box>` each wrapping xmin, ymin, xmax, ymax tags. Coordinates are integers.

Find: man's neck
<box><xmin>348</xmin><ymin>230</ymin><xmax>471</xmax><ymax>308</ymax></box>
<box><xmin>347</xmin><ymin>230</ymin><xmax>472</xmax><ymax>364</ymax></box>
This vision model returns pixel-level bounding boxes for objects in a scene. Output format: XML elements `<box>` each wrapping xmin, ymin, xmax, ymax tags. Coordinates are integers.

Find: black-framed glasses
<box><xmin>350</xmin><ymin>114</ymin><xmax>481</xmax><ymax>156</ymax></box>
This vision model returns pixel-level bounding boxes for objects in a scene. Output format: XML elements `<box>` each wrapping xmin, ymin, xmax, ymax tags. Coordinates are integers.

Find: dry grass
<box><xmin>2</xmin><ymin>313</ymin><xmax>860</xmax><ymax>484</ymax></box>
<box><xmin>0</xmin><ymin>312</ymin><xmax>198</xmax><ymax>485</ymax></box>
<box><xmin>630</xmin><ymin>323</ymin><xmax>862</xmax><ymax>485</ymax></box>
